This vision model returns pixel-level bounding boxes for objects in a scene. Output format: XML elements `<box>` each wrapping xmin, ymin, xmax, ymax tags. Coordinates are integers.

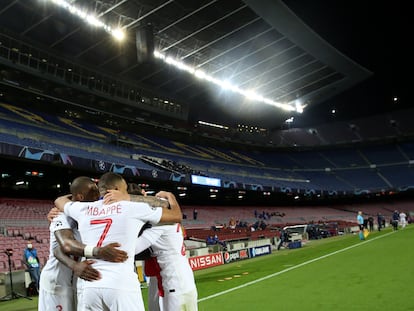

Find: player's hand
<box><xmin>97</xmin><ymin>242</ymin><xmax>128</xmax><ymax>262</ymax></box>
<box><xmin>47</xmin><ymin>207</ymin><xmax>61</xmax><ymax>222</ymax></box>
<box><xmin>155</xmin><ymin>191</ymin><xmax>173</xmax><ymax>208</ymax></box>
<box><xmin>155</xmin><ymin>191</ymin><xmax>174</xmax><ymax>200</ymax></box>
<box><xmin>74</xmin><ymin>260</ymin><xmax>101</xmax><ymax>281</ymax></box>
<box><xmin>103</xmin><ymin>190</ymin><xmax>130</xmax><ymax>205</ymax></box>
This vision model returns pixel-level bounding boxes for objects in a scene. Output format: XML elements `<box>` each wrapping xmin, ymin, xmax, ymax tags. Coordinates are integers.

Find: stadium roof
<box><xmin>0</xmin><ymin>0</ymin><xmax>408</xmax><ymax>130</ymax></box>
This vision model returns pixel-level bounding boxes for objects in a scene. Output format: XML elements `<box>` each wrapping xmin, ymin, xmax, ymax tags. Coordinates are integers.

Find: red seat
<box><xmin>13</xmin><ymin>259</ymin><xmax>23</xmax><ymax>270</ymax></box>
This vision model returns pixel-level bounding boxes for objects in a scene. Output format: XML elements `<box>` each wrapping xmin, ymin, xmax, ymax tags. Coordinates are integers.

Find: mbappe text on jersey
<box><xmin>86</xmin><ymin>204</ymin><xmax>122</xmax><ymax>216</ymax></box>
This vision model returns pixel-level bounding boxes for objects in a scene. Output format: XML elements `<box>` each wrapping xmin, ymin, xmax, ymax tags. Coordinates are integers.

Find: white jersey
<box><xmin>39</xmin><ymin>213</ymin><xmax>80</xmax><ymax>294</ymax></box>
<box><xmin>38</xmin><ymin>213</ymin><xmax>80</xmax><ymax>311</ymax></box>
<box><xmin>64</xmin><ymin>199</ymin><xmax>162</xmax><ymax>291</ymax></box>
<box><xmin>136</xmin><ymin>224</ymin><xmax>197</xmax><ymax>302</ymax></box>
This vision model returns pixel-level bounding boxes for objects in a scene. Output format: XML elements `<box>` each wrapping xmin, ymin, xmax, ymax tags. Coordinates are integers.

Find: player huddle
<box><xmin>38</xmin><ymin>172</ymin><xmax>198</xmax><ymax>311</ymax></box>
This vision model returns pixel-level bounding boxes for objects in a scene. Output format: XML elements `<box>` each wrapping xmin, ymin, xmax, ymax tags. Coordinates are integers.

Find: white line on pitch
<box><xmin>198</xmin><ymin>231</ymin><xmax>395</xmax><ymax>302</ymax></box>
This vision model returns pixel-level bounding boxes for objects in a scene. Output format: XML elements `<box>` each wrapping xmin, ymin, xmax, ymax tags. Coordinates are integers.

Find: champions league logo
<box><xmin>54</xmin><ymin>220</ymin><xmax>63</xmax><ymax>229</ymax></box>
<box><xmin>93</xmin><ymin>160</ymin><xmax>107</xmax><ymax>172</ymax></box>
<box><xmin>98</xmin><ymin>161</ymin><xmax>106</xmax><ymax>171</ymax></box>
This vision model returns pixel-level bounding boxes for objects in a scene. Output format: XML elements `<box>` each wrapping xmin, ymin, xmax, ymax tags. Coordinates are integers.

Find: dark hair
<box><xmin>98</xmin><ymin>172</ymin><xmax>124</xmax><ymax>197</ymax></box>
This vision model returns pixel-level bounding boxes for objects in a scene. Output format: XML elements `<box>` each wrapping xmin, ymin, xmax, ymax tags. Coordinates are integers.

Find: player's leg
<box><xmin>103</xmin><ymin>288</ymin><xmax>145</xmax><ymax>311</ymax></box>
<box><xmin>38</xmin><ymin>289</ymin><xmax>74</xmax><ymax>311</ymax></box>
<box><xmin>163</xmin><ymin>289</ymin><xmax>198</xmax><ymax>311</ymax></box>
<box><xmin>77</xmin><ymin>288</ymin><xmax>104</xmax><ymax>311</ymax></box>
<box><xmin>148</xmin><ymin>276</ymin><xmax>162</xmax><ymax>311</ymax></box>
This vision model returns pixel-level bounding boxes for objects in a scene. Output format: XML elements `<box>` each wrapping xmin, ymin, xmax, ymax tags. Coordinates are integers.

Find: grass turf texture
<box><xmin>1</xmin><ymin>226</ymin><xmax>412</xmax><ymax>310</ymax></box>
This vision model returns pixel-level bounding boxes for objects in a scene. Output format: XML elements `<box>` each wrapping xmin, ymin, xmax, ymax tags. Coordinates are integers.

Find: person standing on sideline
<box><xmin>277</xmin><ymin>229</ymin><xmax>289</xmax><ymax>250</ymax></box>
<box><xmin>54</xmin><ymin>172</ymin><xmax>182</xmax><ymax>311</ymax></box>
<box><xmin>399</xmin><ymin>211</ymin><xmax>407</xmax><ymax>229</ymax></box>
<box><xmin>23</xmin><ymin>239</ymin><xmax>41</xmax><ymax>292</ymax></box>
<box><xmin>193</xmin><ymin>208</ymin><xmax>198</xmax><ymax>220</ymax></box>
<box><xmin>377</xmin><ymin>213</ymin><xmax>383</xmax><ymax>231</ymax></box>
<box><xmin>392</xmin><ymin>210</ymin><xmax>399</xmax><ymax>231</ymax></box>
<box><xmin>367</xmin><ymin>216</ymin><xmax>374</xmax><ymax>232</ymax></box>
<box><xmin>357</xmin><ymin>211</ymin><xmax>365</xmax><ymax>240</ymax></box>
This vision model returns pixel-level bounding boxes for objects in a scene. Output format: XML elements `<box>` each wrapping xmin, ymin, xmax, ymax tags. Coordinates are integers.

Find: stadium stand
<box><xmin>2</xmin><ymin>103</ymin><xmax>414</xmax><ymax>196</ymax></box>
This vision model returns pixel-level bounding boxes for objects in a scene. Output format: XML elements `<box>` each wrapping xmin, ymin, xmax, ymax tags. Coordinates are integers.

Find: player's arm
<box><xmin>54</xmin><ymin>194</ymin><xmax>72</xmax><ymax>212</ymax></box>
<box><xmin>103</xmin><ymin>191</ymin><xmax>169</xmax><ymax>208</ymax></box>
<box><xmin>53</xmin><ymin>245</ymin><xmax>101</xmax><ymax>282</ymax></box>
<box><xmin>156</xmin><ymin>191</ymin><xmax>182</xmax><ymax>223</ymax></box>
<box><xmin>134</xmin><ymin>236</ymin><xmax>153</xmax><ymax>256</ymax></box>
<box><xmin>103</xmin><ymin>190</ymin><xmax>182</xmax><ymax>223</ymax></box>
<box><xmin>47</xmin><ymin>207</ymin><xmax>61</xmax><ymax>223</ymax></box>
<box><xmin>55</xmin><ymin>229</ymin><xmax>128</xmax><ymax>263</ymax></box>
<box><xmin>132</xmin><ymin>194</ymin><xmax>170</xmax><ymax>208</ymax></box>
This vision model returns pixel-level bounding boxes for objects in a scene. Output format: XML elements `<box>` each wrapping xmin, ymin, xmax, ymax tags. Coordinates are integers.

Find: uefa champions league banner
<box><xmin>0</xmin><ymin>142</ymin><xmax>172</xmax><ymax>181</ymax></box>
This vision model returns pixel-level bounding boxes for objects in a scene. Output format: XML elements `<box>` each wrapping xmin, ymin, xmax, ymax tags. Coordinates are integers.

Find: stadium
<box><xmin>0</xmin><ymin>0</ymin><xmax>411</xmax><ymax>310</ymax></box>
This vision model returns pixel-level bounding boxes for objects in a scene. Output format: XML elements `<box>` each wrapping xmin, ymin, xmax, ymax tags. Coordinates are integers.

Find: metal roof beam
<box><xmin>181</xmin><ymin>17</ymin><xmax>261</xmax><ymax>60</ymax></box>
<box><xmin>196</xmin><ymin>27</ymin><xmax>273</xmax><ymax>68</ymax></box>
<box><xmin>162</xmin><ymin>4</ymin><xmax>247</xmax><ymax>52</ymax></box>
<box><xmin>157</xmin><ymin>0</ymin><xmax>218</xmax><ymax>35</ymax></box>
<box><xmin>123</xmin><ymin>0</ymin><xmax>174</xmax><ymax>30</ymax></box>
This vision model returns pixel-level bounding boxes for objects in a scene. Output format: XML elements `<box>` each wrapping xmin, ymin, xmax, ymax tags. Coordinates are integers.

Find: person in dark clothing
<box><xmin>392</xmin><ymin>210</ymin><xmax>399</xmax><ymax>230</ymax></box>
<box><xmin>277</xmin><ymin>229</ymin><xmax>289</xmax><ymax>250</ymax></box>
<box><xmin>377</xmin><ymin>213</ymin><xmax>383</xmax><ymax>231</ymax></box>
<box><xmin>367</xmin><ymin>216</ymin><xmax>374</xmax><ymax>232</ymax></box>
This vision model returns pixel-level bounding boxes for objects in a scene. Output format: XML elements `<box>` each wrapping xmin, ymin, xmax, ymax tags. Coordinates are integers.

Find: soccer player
<box><xmin>137</xmin><ymin>223</ymin><xmax>198</xmax><ymax>311</ymax></box>
<box><xmin>127</xmin><ymin>184</ymin><xmax>164</xmax><ymax>311</ymax></box>
<box><xmin>39</xmin><ymin>176</ymin><xmax>128</xmax><ymax>311</ymax></box>
<box><xmin>54</xmin><ymin>172</ymin><xmax>182</xmax><ymax>311</ymax></box>
<box><xmin>110</xmin><ymin>188</ymin><xmax>198</xmax><ymax>310</ymax></box>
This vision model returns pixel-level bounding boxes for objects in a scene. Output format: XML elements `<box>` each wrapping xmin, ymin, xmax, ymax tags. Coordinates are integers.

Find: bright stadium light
<box><xmin>295</xmin><ymin>100</ymin><xmax>304</xmax><ymax>113</ymax></box>
<box><xmin>285</xmin><ymin>117</ymin><xmax>294</xmax><ymax>123</ymax></box>
<box><xmin>153</xmin><ymin>50</ymin><xmax>299</xmax><ymax>112</ymax></box>
<box><xmin>48</xmin><ymin>0</ymin><xmax>126</xmax><ymax>41</ymax></box>
<box><xmin>111</xmin><ymin>28</ymin><xmax>126</xmax><ymax>41</ymax></box>
<box><xmin>198</xmin><ymin>120</ymin><xmax>229</xmax><ymax>130</ymax></box>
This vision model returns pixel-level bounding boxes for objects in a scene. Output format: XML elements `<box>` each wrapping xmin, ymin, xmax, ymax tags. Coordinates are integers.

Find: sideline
<box><xmin>198</xmin><ymin>230</ymin><xmax>396</xmax><ymax>302</ymax></box>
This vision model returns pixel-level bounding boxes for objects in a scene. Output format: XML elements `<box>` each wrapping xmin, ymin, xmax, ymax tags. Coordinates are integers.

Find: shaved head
<box><xmin>98</xmin><ymin>172</ymin><xmax>127</xmax><ymax>197</ymax></box>
<box><xmin>70</xmin><ymin>176</ymin><xmax>99</xmax><ymax>202</ymax></box>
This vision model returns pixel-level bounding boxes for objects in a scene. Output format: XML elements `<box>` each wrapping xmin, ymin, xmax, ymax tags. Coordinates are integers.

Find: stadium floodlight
<box><xmin>48</xmin><ymin>0</ymin><xmax>126</xmax><ymax>41</ymax></box>
<box><xmin>154</xmin><ymin>50</ymin><xmax>299</xmax><ymax>113</ymax></box>
<box><xmin>111</xmin><ymin>28</ymin><xmax>126</xmax><ymax>41</ymax></box>
<box><xmin>194</xmin><ymin>69</ymin><xmax>206</xmax><ymax>79</ymax></box>
<box><xmin>285</xmin><ymin>117</ymin><xmax>294</xmax><ymax>123</ymax></box>
<box><xmin>198</xmin><ymin>120</ymin><xmax>229</xmax><ymax>130</ymax></box>
<box><xmin>295</xmin><ymin>100</ymin><xmax>304</xmax><ymax>113</ymax></box>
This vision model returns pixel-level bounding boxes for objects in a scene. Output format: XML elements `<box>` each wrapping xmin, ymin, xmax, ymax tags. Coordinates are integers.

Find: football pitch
<box><xmin>1</xmin><ymin>226</ymin><xmax>413</xmax><ymax>310</ymax></box>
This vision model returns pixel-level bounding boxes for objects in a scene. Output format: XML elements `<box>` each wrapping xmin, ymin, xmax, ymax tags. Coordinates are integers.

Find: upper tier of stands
<box><xmin>1</xmin><ymin>102</ymin><xmax>414</xmax><ymax>194</ymax></box>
